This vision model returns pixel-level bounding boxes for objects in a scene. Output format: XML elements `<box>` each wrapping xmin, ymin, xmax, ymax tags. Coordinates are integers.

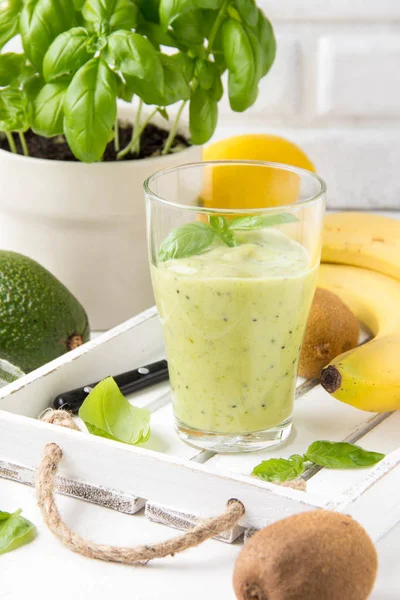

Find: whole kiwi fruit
<box><xmin>233</xmin><ymin>510</ymin><xmax>377</xmax><ymax>600</ymax></box>
<box><xmin>299</xmin><ymin>288</ymin><xmax>359</xmax><ymax>379</ymax></box>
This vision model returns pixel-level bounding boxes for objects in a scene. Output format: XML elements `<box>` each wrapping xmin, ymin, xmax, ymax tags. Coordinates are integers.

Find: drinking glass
<box><xmin>145</xmin><ymin>161</ymin><xmax>326</xmax><ymax>452</ymax></box>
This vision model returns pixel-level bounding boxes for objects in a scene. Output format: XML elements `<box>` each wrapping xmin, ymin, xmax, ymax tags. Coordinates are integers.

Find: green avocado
<box><xmin>0</xmin><ymin>251</ymin><xmax>90</xmax><ymax>373</ymax></box>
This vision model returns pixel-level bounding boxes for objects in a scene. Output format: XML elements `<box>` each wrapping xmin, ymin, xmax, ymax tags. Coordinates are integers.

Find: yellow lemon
<box><xmin>201</xmin><ymin>134</ymin><xmax>315</xmax><ymax>209</ymax></box>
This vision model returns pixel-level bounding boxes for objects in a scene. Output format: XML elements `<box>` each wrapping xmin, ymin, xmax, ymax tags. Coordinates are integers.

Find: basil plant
<box><xmin>0</xmin><ymin>0</ymin><xmax>276</xmax><ymax>163</ymax></box>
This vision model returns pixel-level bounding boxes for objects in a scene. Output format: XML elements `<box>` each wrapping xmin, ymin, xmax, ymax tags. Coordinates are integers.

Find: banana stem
<box><xmin>18</xmin><ymin>132</ymin><xmax>29</xmax><ymax>157</ymax></box>
<box><xmin>6</xmin><ymin>131</ymin><xmax>17</xmax><ymax>154</ymax></box>
<box><xmin>162</xmin><ymin>101</ymin><xmax>187</xmax><ymax>156</ymax></box>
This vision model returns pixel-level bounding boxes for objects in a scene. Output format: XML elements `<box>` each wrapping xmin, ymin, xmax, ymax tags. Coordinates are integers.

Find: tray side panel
<box><xmin>0</xmin><ymin>411</ymin><xmax>329</xmax><ymax>530</ymax></box>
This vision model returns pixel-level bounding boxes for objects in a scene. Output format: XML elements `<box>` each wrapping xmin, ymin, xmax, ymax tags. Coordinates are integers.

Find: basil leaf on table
<box><xmin>252</xmin><ymin>455</ymin><xmax>306</xmax><ymax>483</ymax></box>
<box><xmin>0</xmin><ymin>0</ymin><xmax>23</xmax><ymax>50</ymax></box>
<box><xmin>79</xmin><ymin>377</ymin><xmax>151</xmax><ymax>445</ymax></box>
<box><xmin>82</xmin><ymin>0</ymin><xmax>138</xmax><ymax>31</ymax></box>
<box><xmin>189</xmin><ymin>87</ymin><xmax>218</xmax><ymax>145</ymax></box>
<box><xmin>159</xmin><ymin>222</ymin><xmax>215</xmax><ymax>262</ymax></box>
<box><xmin>229</xmin><ymin>213</ymin><xmax>299</xmax><ymax>231</ymax></box>
<box><xmin>64</xmin><ymin>57</ymin><xmax>117</xmax><ymax>163</ymax></box>
<box><xmin>32</xmin><ymin>81</ymin><xmax>69</xmax><ymax>137</ymax></box>
<box><xmin>0</xmin><ymin>54</ymin><xmax>26</xmax><ymax>87</ymax></box>
<box><xmin>305</xmin><ymin>441</ymin><xmax>385</xmax><ymax>469</ymax></box>
<box><xmin>43</xmin><ymin>28</ymin><xmax>94</xmax><ymax>83</ymax></box>
<box><xmin>20</xmin><ymin>0</ymin><xmax>75</xmax><ymax>71</ymax></box>
<box><xmin>0</xmin><ymin>509</ymin><xmax>36</xmax><ymax>555</ymax></box>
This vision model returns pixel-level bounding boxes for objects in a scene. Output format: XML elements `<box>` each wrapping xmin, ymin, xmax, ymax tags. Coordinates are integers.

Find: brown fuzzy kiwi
<box><xmin>233</xmin><ymin>510</ymin><xmax>377</xmax><ymax>600</ymax></box>
<box><xmin>299</xmin><ymin>288</ymin><xmax>359</xmax><ymax>379</ymax></box>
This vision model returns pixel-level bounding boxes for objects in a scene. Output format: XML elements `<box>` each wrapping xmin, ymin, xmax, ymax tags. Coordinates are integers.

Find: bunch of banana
<box><xmin>318</xmin><ymin>212</ymin><xmax>400</xmax><ymax>412</ymax></box>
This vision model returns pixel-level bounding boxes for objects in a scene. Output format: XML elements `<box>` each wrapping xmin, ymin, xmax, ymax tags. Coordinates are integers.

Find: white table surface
<box><xmin>1</xmin><ymin>474</ymin><xmax>399</xmax><ymax>599</ymax></box>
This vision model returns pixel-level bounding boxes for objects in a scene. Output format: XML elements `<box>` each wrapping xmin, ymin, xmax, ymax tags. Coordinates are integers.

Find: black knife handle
<box><xmin>52</xmin><ymin>359</ymin><xmax>169</xmax><ymax>413</ymax></box>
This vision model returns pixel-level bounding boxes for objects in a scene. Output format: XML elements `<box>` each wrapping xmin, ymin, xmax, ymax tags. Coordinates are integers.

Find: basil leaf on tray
<box><xmin>229</xmin><ymin>213</ymin><xmax>298</xmax><ymax>230</ymax></box>
<box><xmin>159</xmin><ymin>222</ymin><xmax>215</xmax><ymax>262</ymax></box>
<box><xmin>79</xmin><ymin>377</ymin><xmax>151</xmax><ymax>445</ymax></box>
<box><xmin>252</xmin><ymin>454</ymin><xmax>306</xmax><ymax>483</ymax></box>
<box><xmin>0</xmin><ymin>509</ymin><xmax>36</xmax><ymax>555</ymax></box>
<box><xmin>305</xmin><ymin>441</ymin><xmax>385</xmax><ymax>469</ymax></box>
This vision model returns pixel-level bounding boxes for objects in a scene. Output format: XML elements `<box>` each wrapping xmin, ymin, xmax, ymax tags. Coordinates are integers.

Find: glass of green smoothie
<box><xmin>145</xmin><ymin>161</ymin><xmax>326</xmax><ymax>453</ymax></box>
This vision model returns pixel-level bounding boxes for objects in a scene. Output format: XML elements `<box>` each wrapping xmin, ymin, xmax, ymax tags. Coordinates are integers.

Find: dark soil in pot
<box><xmin>0</xmin><ymin>121</ymin><xmax>190</xmax><ymax>161</ymax></box>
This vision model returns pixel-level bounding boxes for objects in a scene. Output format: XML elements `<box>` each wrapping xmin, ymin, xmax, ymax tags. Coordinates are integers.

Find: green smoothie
<box><xmin>152</xmin><ymin>228</ymin><xmax>317</xmax><ymax>434</ymax></box>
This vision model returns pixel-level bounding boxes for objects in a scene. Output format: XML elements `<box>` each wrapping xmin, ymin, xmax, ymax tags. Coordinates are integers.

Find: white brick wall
<box><xmin>216</xmin><ymin>3</ymin><xmax>400</xmax><ymax>209</ymax></box>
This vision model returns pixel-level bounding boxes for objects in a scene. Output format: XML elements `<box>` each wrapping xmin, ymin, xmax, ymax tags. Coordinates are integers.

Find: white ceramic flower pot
<box><xmin>0</xmin><ymin>108</ymin><xmax>202</xmax><ymax>330</ymax></box>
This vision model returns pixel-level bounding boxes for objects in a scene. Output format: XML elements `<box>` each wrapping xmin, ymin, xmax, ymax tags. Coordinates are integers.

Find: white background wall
<box><xmin>216</xmin><ymin>1</ymin><xmax>400</xmax><ymax>209</ymax></box>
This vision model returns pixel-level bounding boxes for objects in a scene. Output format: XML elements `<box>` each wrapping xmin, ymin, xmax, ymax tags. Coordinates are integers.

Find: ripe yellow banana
<box><xmin>318</xmin><ymin>264</ymin><xmax>400</xmax><ymax>412</ymax></box>
<box><xmin>322</xmin><ymin>212</ymin><xmax>400</xmax><ymax>281</ymax></box>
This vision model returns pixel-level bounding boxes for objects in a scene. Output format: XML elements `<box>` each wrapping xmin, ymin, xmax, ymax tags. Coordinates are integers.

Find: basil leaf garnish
<box><xmin>158</xmin><ymin>212</ymin><xmax>298</xmax><ymax>261</ymax></box>
<box><xmin>252</xmin><ymin>454</ymin><xmax>306</xmax><ymax>483</ymax></box>
<box><xmin>79</xmin><ymin>377</ymin><xmax>151</xmax><ymax>445</ymax></box>
<box><xmin>158</xmin><ymin>222</ymin><xmax>215</xmax><ymax>262</ymax></box>
<box><xmin>229</xmin><ymin>213</ymin><xmax>298</xmax><ymax>230</ymax></box>
<box><xmin>0</xmin><ymin>509</ymin><xmax>36</xmax><ymax>555</ymax></box>
<box><xmin>209</xmin><ymin>215</ymin><xmax>237</xmax><ymax>248</ymax></box>
<box><xmin>305</xmin><ymin>441</ymin><xmax>385</xmax><ymax>469</ymax></box>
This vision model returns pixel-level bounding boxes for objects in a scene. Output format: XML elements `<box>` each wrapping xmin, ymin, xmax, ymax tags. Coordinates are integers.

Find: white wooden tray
<box><xmin>1</xmin><ymin>307</ymin><xmax>399</xmax><ymax>543</ymax></box>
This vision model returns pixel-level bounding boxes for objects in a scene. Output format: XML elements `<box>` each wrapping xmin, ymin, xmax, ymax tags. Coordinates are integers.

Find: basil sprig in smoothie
<box><xmin>152</xmin><ymin>215</ymin><xmax>317</xmax><ymax>439</ymax></box>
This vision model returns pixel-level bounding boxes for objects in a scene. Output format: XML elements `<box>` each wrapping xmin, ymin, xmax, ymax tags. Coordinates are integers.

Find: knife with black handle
<box><xmin>52</xmin><ymin>359</ymin><xmax>169</xmax><ymax>413</ymax></box>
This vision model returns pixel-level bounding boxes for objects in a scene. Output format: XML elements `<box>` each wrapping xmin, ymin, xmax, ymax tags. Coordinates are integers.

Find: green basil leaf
<box><xmin>107</xmin><ymin>31</ymin><xmax>161</xmax><ymax>81</ymax></box>
<box><xmin>116</xmin><ymin>73</ymin><xmax>134</xmax><ymax>102</ymax></box>
<box><xmin>195</xmin><ymin>58</ymin><xmax>218</xmax><ymax>91</ymax></box>
<box><xmin>23</xmin><ymin>73</ymin><xmax>45</xmax><ymax>101</ymax></box>
<box><xmin>229</xmin><ymin>213</ymin><xmax>299</xmax><ymax>231</ymax></box>
<box><xmin>234</xmin><ymin>0</ymin><xmax>258</xmax><ymax>27</ymax></box>
<box><xmin>256</xmin><ymin>9</ymin><xmax>276</xmax><ymax>77</ymax></box>
<box><xmin>189</xmin><ymin>87</ymin><xmax>217</xmax><ymax>145</ymax></box>
<box><xmin>32</xmin><ymin>80</ymin><xmax>69</xmax><ymax>137</ymax></box>
<box><xmin>252</xmin><ymin>454</ymin><xmax>305</xmax><ymax>483</ymax></box>
<box><xmin>82</xmin><ymin>0</ymin><xmax>138</xmax><ymax>31</ymax></box>
<box><xmin>209</xmin><ymin>215</ymin><xmax>237</xmax><ymax>247</ymax></box>
<box><xmin>20</xmin><ymin>0</ymin><xmax>75</xmax><ymax>71</ymax></box>
<box><xmin>106</xmin><ymin>31</ymin><xmax>164</xmax><ymax>105</ymax></box>
<box><xmin>0</xmin><ymin>87</ymin><xmax>32</xmax><ymax>132</ymax></box>
<box><xmin>79</xmin><ymin>377</ymin><xmax>151</xmax><ymax>445</ymax></box>
<box><xmin>64</xmin><ymin>57</ymin><xmax>117</xmax><ymax>162</ymax></box>
<box><xmin>159</xmin><ymin>0</ymin><xmax>222</xmax><ymax>28</ymax></box>
<box><xmin>0</xmin><ymin>53</ymin><xmax>25</xmax><ymax>87</ymax></box>
<box><xmin>0</xmin><ymin>509</ymin><xmax>36</xmax><ymax>555</ymax></box>
<box><xmin>159</xmin><ymin>222</ymin><xmax>215</xmax><ymax>261</ymax></box>
<box><xmin>305</xmin><ymin>441</ymin><xmax>385</xmax><ymax>469</ymax></box>
<box><xmin>0</xmin><ymin>0</ymin><xmax>22</xmax><ymax>50</ymax></box>
<box><xmin>43</xmin><ymin>28</ymin><xmax>94</xmax><ymax>83</ymax></box>
<box><xmin>135</xmin><ymin>20</ymin><xmax>177</xmax><ymax>49</ymax></box>
<box><xmin>222</xmin><ymin>18</ymin><xmax>259</xmax><ymax>112</ymax></box>
<box><xmin>171</xmin><ymin>10</ymin><xmax>205</xmax><ymax>47</ymax></box>
<box><xmin>210</xmin><ymin>74</ymin><xmax>223</xmax><ymax>101</ymax></box>
<box><xmin>137</xmin><ymin>0</ymin><xmax>160</xmax><ymax>23</ymax></box>
<box><xmin>159</xmin><ymin>52</ymin><xmax>192</xmax><ymax>105</ymax></box>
